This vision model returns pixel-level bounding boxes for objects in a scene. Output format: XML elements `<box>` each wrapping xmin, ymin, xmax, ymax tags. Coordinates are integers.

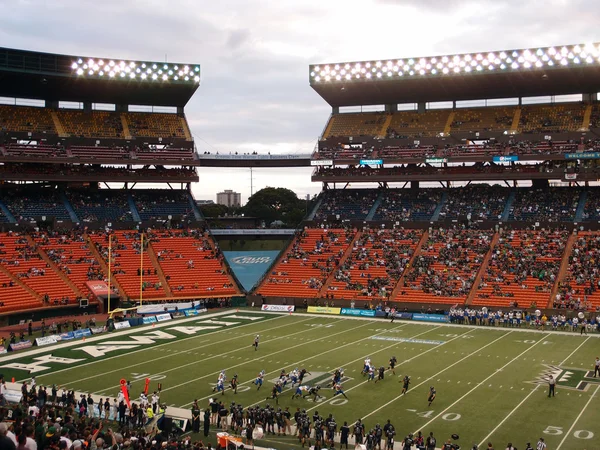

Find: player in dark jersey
<box><xmin>353</xmin><ymin>419</ymin><xmax>364</xmax><ymax>445</ymax></box>
<box><xmin>340</xmin><ymin>421</ymin><xmax>350</xmax><ymax>449</ymax></box>
<box><xmin>401</xmin><ymin>375</ymin><xmax>410</xmax><ymax>395</ymax></box>
<box><xmin>374</xmin><ymin>366</ymin><xmax>385</xmax><ymax>383</ymax></box>
<box><xmin>425</xmin><ymin>432</ymin><xmax>437</xmax><ymax>450</ymax></box>
<box><xmin>229</xmin><ymin>374</ymin><xmax>238</xmax><ymax>394</ymax></box>
<box><xmin>298</xmin><ymin>368</ymin><xmax>311</xmax><ymax>384</ymax></box>
<box><xmin>303</xmin><ymin>385</ymin><xmax>322</xmax><ymax>401</ymax></box>
<box><xmin>388</xmin><ymin>356</ymin><xmax>397</xmax><ymax>375</ymax></box>
<box><xmin>253</xmin><ymin>334</ymin><xmax>260</xmax><ymax>351</ymax></box>
<box><xmin>427</xmin><ymin>386</ymin><xmax>436</xmax><ymax>407</ymax></box>
<box><xmin>266</xmin><ymin>384</ymin><xmax>280</xmax><ymax>404</ymax></box>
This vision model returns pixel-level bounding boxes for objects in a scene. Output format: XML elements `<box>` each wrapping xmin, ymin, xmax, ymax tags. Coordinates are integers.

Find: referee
<box><xmin>548</xmin><ymin>375</ymin><xmax>556</xmax><ymax>397</ymax></box>
<box><xmin>594</xmin><ymin>357</ymin><xmax>600</xmax><ymax>377</ymax></box>
<box><xmin>536</xmin><ymin>437</ymin><xmax>547</xmax><ymax>450</ymax></box>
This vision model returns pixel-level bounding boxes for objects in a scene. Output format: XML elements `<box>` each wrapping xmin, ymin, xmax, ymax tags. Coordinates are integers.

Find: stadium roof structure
<box><xmin>0</xmin><ymin>47</ymin><xmax>200</xmax><ymax>107</ymax></box>
<box><xmin>310</xmin><ymin>43</ymin><xmax>600</xmax><ymax>107</ymax></box>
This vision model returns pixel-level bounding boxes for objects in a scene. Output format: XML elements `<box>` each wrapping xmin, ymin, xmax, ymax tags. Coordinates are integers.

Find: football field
<box><xmin>2</xmin><ymin>310</ymin><xmax>599</xmax><ymax>450</ymax></box>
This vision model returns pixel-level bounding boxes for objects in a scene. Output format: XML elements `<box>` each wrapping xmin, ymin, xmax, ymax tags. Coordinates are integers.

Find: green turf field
<box><xmin>2</xmin><ymin>311</ymin><xmax>599</xmax><ymax>450</ymax></box>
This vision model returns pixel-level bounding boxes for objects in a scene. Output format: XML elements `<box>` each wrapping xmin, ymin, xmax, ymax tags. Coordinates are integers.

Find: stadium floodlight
<box><xmin>309</xmin><ymin>42</ymin><xmax>600</xmax><ymax>83</ymax></box>
<box><xmin>70</xmin><ymin>54</ymin><xmax>200</xmax><ymax>84</ymax></box>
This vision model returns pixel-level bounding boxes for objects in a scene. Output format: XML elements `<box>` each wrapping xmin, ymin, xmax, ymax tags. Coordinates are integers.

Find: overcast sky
<box><xmin>2</xmin><ymin>0</ymin><xmax>599</xmax><ymax>203</ymax></box>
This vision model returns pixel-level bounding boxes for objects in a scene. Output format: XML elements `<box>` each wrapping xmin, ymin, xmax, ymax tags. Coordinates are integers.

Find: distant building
<box><xmin>216</xmin><ymin>190</ymin><xmax>241</xmax><ymax>208</ymax></box>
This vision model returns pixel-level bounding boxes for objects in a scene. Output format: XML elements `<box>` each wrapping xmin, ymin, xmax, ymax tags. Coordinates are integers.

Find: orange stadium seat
<box><xmin>518</xmin><ymin>102</ymin><xmax>585</xmax><ymax>133</ymax></box>
<box><xmin>324</xmin><ymin>113</ymin><xmax>387</xmax><ymax>138</ymax></box>
<box><xmin>58</xmin><ymin>110</ymin><xmax>124</xmax><ymax>138</ymax></box>
<box><xmin>124</xmin><ymin>112</ymin><xmax>187</xmax><ymax>138</ymax></box>
<box><xmin>386</xmin><ymin>109</ymin><xmax>449</xmax><ymax>138</ymax></box>
<box><xmin>449</xmin><ymin>106</ymin><xmax>515</xmax><ymax>133</ymax></box>
<box><xmin>0</xmin><ymin>105</ymin><xmax>56</xmax><ymax>134</ymax></box>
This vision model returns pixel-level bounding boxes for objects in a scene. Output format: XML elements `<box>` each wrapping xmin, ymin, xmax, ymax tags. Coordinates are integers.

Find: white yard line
<box><xmin>556</xmin><ymin>384</ymin><xmax>600</xmax><ymax>450</ymax></box>
<box><xmin>477</xmin><ymin>336</ymin><xmax>592</xmax><ymax>447</ymax></box>
<box><xmin>25</xmin><ymin>313</ymin><xmax>291</xmax><ymax>383</ymax></box>
<box><xmin>303</xmin><ymin>327</ymin><xmax>476</xmax><ymax>413</ymax></box>
<box><xmin>357</xmin><ymin>330</ymin><xmax>511</xmax><ymax>423</ymax></box>
<box><xmin>413</xmin><ymin>333</ymin><xmax>550</xmax><ymax>434</ymax></box>
<box><xmin>93</xmin><ymin>317</ymin><xmax>351</xmax><ymax>394</ymax></box>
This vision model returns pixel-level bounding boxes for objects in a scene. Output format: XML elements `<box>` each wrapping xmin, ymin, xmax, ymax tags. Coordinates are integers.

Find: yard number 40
<box><xmin>543</xmin><ymin>426</ymin><xmax>593</xmax><ymax>439</ymax></box>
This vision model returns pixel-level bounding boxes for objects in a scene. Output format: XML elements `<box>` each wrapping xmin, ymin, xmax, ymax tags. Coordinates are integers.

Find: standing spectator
<box><xmin>548</xmin><ymin>375</ymin><xmax>556</xmax><ymax>397</ymax></box>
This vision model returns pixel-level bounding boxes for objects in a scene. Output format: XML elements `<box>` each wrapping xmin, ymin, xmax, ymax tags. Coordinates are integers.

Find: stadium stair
<box><xmin>443</xmin><ymin>111</ymin><xmax>455</xmax><ymax>135</ymax></box>
<box><xmin>0</xmin><ymin>201</ymin><xmax>16</xmax><ymax>223</ymax></box>
<box><xmin>510</xmin><ymin>108</ymin><xmax>521</xmax><ymax>133</ymax></box>
<box><xmin>128</xmin><ymin>195</ymin><xmax>142</xmax><ymax>222</ymax></box>
<box><xmin>430</xmin><ymin>192</ymin><xmax>448</xmax><ymax>222</ymax></box>
<box><xmin>84</xmin><ymin>233</ymin><xmax>127</xmax><ymax>299</ymax></box>
<box><xmin>365</xmin><ymin>191</ymin><xmax>384</xmax><ymax>221</ymax></box>
<box><xmin>120</xmin><ymin>113</ymin><xmax>132</xmax><ymax>140</ymax></box>
<box><xmin>321</xmin><ymin>114</ymin><xmax>335</xmax><ymax>139</ymax></box>
<box><xmin>548</xmin><ymin>232</ymin><xmax>577</xmax><ymax>308</ymax></box>
<box><xmin>253</xmin><ymin>232</ymin><xmax>300</xmax><ymax>295</ymax></box>
<box><xmin>25</xmin><ymin>235</ymin><xmax>85</xmax><ymax>299</ymax></box>
<box><xmin>188</xmin><ymin>193</ymin><xmax>203</xmax><ymax>220</ymax></box>
<box><xmin>379</xmin><ymin>114</ymin><xmax>393</xmax><ymax>137</ymax></box>
<box><xmin>317</xmin><ymin>231</ymin><xmax>363</xmax><ymax>297</ymax></box>
<box><xmin>575</xmin><ymin>191</ymin><xmax>588</xmax><ymax>222</ymax></box>
<box><xmin>465</xmin><ymin>232</ymin><xmax>500</xmax><ymax>305</ymax></box>
<box><xmin>60</xmin><ymin>192</ymin><xmax>80</xmax><ymax>223</ymax></box>
<box><xmin>501</xmin><ymin>190</ymin><xmax>516</xmax><ymax>222</ymax></box>
<box><xmin>307</xmin><ymin>195</ymin><xmax>324</xmax><ymax>221</ymax></box>
<box><xmin>390</xmin><ymin>230</ymin><xmax>429</xmax><ymax>300</ymax></box>
<box><xmin>582</xmin><ymin>104</ymin><xmax>593</xmax><ymax>130</ymax></box>
<box><xmin>201</xmin><ymin>234</ymin><xmax>241</xmax><ymax>292</ymax></box>
<box><xmin>146</xmin><ymin>242</ymin><xmax>174</xmax><ymax>297</ymax></box>
<box><xmin>180</xmin><ymin>117</ymin><xmax>193</xmax><ymax>141</ymax></box>
<box><xmin>49</xmin><ymin>111</ymin><xmax>66</xmax><ymax>137</ymax></box>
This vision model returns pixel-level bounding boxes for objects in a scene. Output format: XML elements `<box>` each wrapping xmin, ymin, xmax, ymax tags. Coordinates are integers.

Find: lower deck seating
<box><xmin>257</xmin><ymin>228</ymin><xmax>354</xmax><ymax>298</ymax></box>
<box><xmin>474</xmin><ymin>229</ymin><xmax>569</xmax><ymax>308</ymax></box>
<box><xmin>314</xmin><ymin>190</ymin><xmax>378</xmax><ymax>221</ymax></box>
<box><xmin>327</xmin><ymin>228</ymin><xmax>422</xmax><ymax>300</ymax></box>
<box><xmin>133</xmin><ymin>190</ymin><xmax>192</xmax><ymax>220</ymax></box>
<box><xmin>557</xmin><ymin>232</ymin><xmax>600</xmax><ymax>309</ymax></box>
<box><xmin>151</xmin><ymin>229</ymin><xmax>237</xmax><ymax>296</ymax></box>
<box><xmin>397</xmin><ymin>229</ymin><xmax>492</xmax><ymax>304</ymax></box>
<box><xmin>2</xmin><ymin>188</ymin><xmax>70</xmax><ymax>221</ymax></box>
<box><xmin>68</xmin><ymin>190</ymin><xmax>133</xmax><ymax>223</ymax></box>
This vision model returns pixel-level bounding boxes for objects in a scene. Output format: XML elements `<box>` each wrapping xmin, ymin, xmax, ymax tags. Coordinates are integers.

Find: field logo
<box><xmin>532</xmin><ymin>364</ymin><xmax>600</xmax><ymax>391</ymax></box>
<box><xmin>224</xmin><ymin>251</ymin><xmax>280</xmax><ymax>291</ymax></box>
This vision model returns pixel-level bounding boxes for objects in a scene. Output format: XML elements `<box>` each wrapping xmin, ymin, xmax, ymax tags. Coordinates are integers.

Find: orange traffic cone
<box><xmin>11</xmin><ymin>377</ymin><xmax>15</xmax><ymax>383</ymax></box>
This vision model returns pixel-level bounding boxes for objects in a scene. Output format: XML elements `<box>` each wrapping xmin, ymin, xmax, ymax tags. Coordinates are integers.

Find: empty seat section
<box><xmin>324</xmin><ymin>113</ymin><xmax>387</xmax><ymax>138</ymax></box>
<box><xmin>132</xmin><ymin>190</ymin><xmax>192</xmax><ymax>220</ymax></box>
<box><xmin>257</xmin><ymin>228</ymin><xmax>354</xmax><ymax>298</ymax></box>
<box><xmin>124</xmin><ymin>112</ymin><xmax>186</xmax><ymax>138</ymax></box>
<box><xmin>89</xmin><ymin>231</ymin><xmax>164</xmax><ymax>300</ymax></box>
<box><xmin>398</xmin><ymin>229</ymin><xmax>492</xmax><ymax>304</ymax></box>
<box><xmin>450</xmin><ymin>106</ymin><xmax>515</xmax><ymax>133</ymax></box>
<box><xmin>557</xmin><ymin>232</ymin><xmax>600</xmax><ymax>309</ymax></box>
<box><xmin>0</xmin><ymin>233</ymin><xmax>78</xmax><ymax>305</ymax></box>
<box><xmin>0</xmin><ymin>105</ymin><xmax>56</xmax><ymax>134</ymax></box>
<box><xmin>314</xmin><ymin>190</ymin><xmax>378</xmax><ymax>221</ymax></box>
<box><xmin>374</xmin><ymin>189</ymin><xmax>440</xmax><ymax>221</ymax></box>
<box><xmin>519</xmin><ymin>103</ymin><xmax>585</xmax><ymax>133</ymax></box>
<box><xmin>68</xmin><ymin>190</ymin><xmax>133</xmax><ymax>223</ymax></box>
<box><xmin>70</xmin><ymin>146</ymin><xmax>129</xmax><ymax>159</ymax></box>
<box><xmin>386</xmin><ymin>110</ymin><xmax>449</xmax><ymax>138</ymax></box>
<box><xmin>58</xmin><ymin>110</ymin><xmax>124</xmax><ymax>138</ymax></box>
<box><xmin>151</xmin><ymin>229</ymin><xmax>237</xmax><ymax>296</ymax></box>
<box><xmin>474</xmin><ymin>230</ymin><xmax>568</xmax><ymax>308</ymax></box>
<box><xmin>327</xmin><ymin>228</ymin><xmax>422</xmax><ymax>300</ymax></box>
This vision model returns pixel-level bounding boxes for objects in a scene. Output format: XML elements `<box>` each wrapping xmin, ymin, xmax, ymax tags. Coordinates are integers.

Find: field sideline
<box><xmin>2</xmin><ymin>310</ymin><xmax>599</xmax><ymax>450</ymax></box>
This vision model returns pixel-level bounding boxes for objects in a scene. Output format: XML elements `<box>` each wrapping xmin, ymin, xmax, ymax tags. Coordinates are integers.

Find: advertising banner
<box><xmin>223</xmin><ymin>251</ymin><xmax>281</xmax><ymax>291</ymax></box>
<box><xmin>9</xmin><ymin>341</ymin><xmax>33</xmax><ymax>352</ymax></box>
<box><xmin>360</xmin><ymin>159</ymin><xmax>383</xmax><ymax>165</ymax></box>
<box><xmin>73</xmin><ymin>328</ymin><xmax>92</xmax><ymax>339</ymax></box>
<box><xmin>90</xmin><ymin>326</ymin><xmax>106</xmax><ymax>335</ymax></box>
<box><xmin>184</xmin><ymin>310</ymin><xmax>199</xmax><ymax>316</ymax></box>
<box><xmin>412</xmin><ymin>313</ymin><xmax>449</xmax><ymax>323</ymax></box>
<box><xmin>394</xmin><ymin>312</ymin><xmax>414</xmax><ymax>320</ymax></box>
<box><xmin>156</xmin><ymin>313</ymin><xmax>172</xmax><ymax>322</ymax></box>
<box><xmin>310</xmin><ymin>160</ymin><xmax>333</xmax><ymax>166</ymax></box>
<box><xmin>0</xmin><ymin>346</ymin><xmax>7</xmax><ymax>354</ymax></box>
<box><xmin>307</xmin><ymin>306</ymin><xmax>341</xmax><ymax>315</ymax></box>
<box><xmin>4</xmin><ymin>390</ymin><xmax>22</xmax><ymax>403</ymax></box>
<box><xmin>85</xmin><ymin>281</ymin><xmax>109</xmax><ymax>296</ymax></box>
<box><xmin>565</xmin><ymin>152</ymin><xmax>600</xmax><ymax>160</ymax></box>
<box><xmin>340</xmin><ymin>308</ymin><xmax>376</xmax><ymax>317</ymax></box>
<box><xmin>114</xmin><ymin>321</ymin><xmax>131</xmax><ymax>330</ymax></box>
<box><xmin>492</xmin><ymin>155</ymin><xmax>519</xmax><ymax>162</ymax></box>
<box><xmin>261</xmin><ymin>305</ymin><xmax>295</xmax><ymax>312</ymax></box>
<box><xmin>59</xmin><ymin>331</ymin><xmax>75</xmax><ymax>340</ymax></box>
<box><xmin>143</xmin><ymin>316</ymin><xmax>158</xmax><ymax>324</ymax></box>
<box><xmin>35</xmin><ymin>336</ymin><xmax>59</xmax><ymax>346</ymax></box>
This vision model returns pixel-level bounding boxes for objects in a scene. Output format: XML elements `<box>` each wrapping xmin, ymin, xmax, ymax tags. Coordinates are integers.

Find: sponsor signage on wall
<box><xmin>261</xmin><ymin>305</ymin><xmax>295</xmax><ymax>312</ymax></box>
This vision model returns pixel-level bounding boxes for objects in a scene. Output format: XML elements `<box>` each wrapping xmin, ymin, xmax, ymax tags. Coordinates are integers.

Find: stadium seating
<box><xmin>3</xmin><ymin>143</ymin><xmax>66</xmax><ymax>158</ymax></box>
<box><xmin>0</xmin><ymin>268</ymin><xmax>41</xmax><ymax>313</ymax></box>
<box><xmin>2</xmin><ymin>188</ymin><xmax>71</xmax><ymax>221</ymax></box>
<box><xmin>257</xmin><ymin>228</ymin><xmax>355</xmax><ymax>298</ymax></box>
<box><xmin>449</xmin><ymin>106</ymin><xmax>515</xmax><ymax>133</ymax></box>
<box><xmin>314</xmin><ymin>190</ymin><xmax>378</xmax><ymax>221</ymax></box>
<box><xmin>135</xmin><ymin>147</ymin><xmax>195</xmax><ymax>161</ymax></box>
<box><xmin>509</xmin><ymin>188</ymin><xmax>581</xmax><ymax>222</ymax></box>
<box><xmin>519</xmin><ymin>102</ymin><xmax>585</xmax><ymax>133</ymax></box>
<box><xmin>399</xmin><ymin>229</ymin><xmax>492</xmax><ymax>304</ymax></box>
<box><xmin>68</xmin><ymin>190</ymin><xmax>133</xmax><ymax>223</ymax></box>
<box><xmin>373</xmin><ymin>189</ymin><xmax>440</xmax><ymax>221</ymax></box>
<box><xmin>124</xmin><ymin>112</ymin><xmax>187</xmax><ymax>138</ymax></box>
<box><xmin>474</xmin><ymin>230</ymin><xmax>569</xmax><ymax>308</ymax></box>
<box><xmin>151</xmin><ymin>229</ymin><xmax>237</xmax><ymax>296</ymax></box>
<box><xmin>70</xmin><ymin>145</ymin><xmax>130</xmax><ymax>159</ymax></box>
<box><xmin>132</xmin><ymin>190</ymin><xmax>193</xmax><ymax>220</ymax></box>
<box><xmin>326</xmin><ymin>228</ymin><xmax>423</xmax><ymax>300</ymax></box>
<box><xmin>324</xmin><ymin>113</ymin><xmax>387</xmax><ymax>138</ymax></box>
<box><xmin>58</xmin><ymin>110</ymin><xmax>124</xmax><ymax>138</ymax></box>
<box><xmin>582</xmin><ymin>190</ymin><xmax>600</xmax><ymax>222</ymax></box>
<box><xmin>386</xmin><ymin>110</ymin><xmax>449</xmax><ymax>138</ymax></box>
<box><xmin>0</xmin><ymin>105</ymin><xmax>56</xmax><ymax>134</ymax></box>
<box><xmin>558</xmin><ymin>232</ymin><xmax>600</xmax><ymax>309</ymax></box>
<box><xmin>89</xmin><ymin>230</ymin><xmax>165</xmax><ymax>300</ymax></box>
<box><xmin>0</xmin><ymin>233</ymin><xmax>78</xmax><ymax>305</ymax></box>
<box><xmin>438</xmin><ymin>185</ymin><xmax>509</xmax><ymax>221</ymax></box>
